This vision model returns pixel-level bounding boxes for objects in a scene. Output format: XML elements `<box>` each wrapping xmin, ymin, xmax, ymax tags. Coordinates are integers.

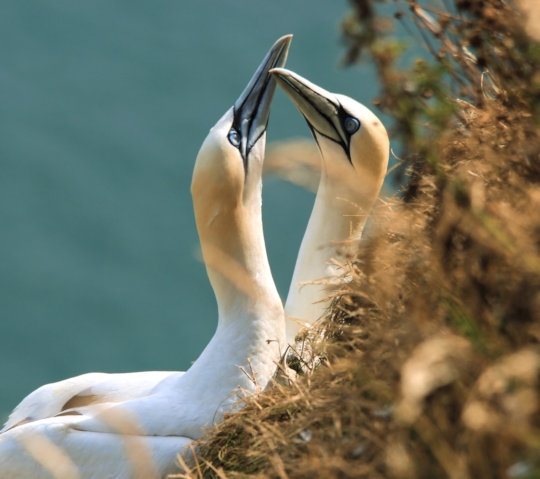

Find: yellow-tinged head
<box><xmin>270</xmin><ymin>68</ymin><xmax>389</xmax><ymax>208</ymax></box>
<box><xmin>191</xmin><ymin>35</ymin><xmax>291</xmax><ymax>238</ymax></box>
<box><xmin>191</xmin><ymin>35</ymin><xmax>292</xmax><ymax>222</ymax></box>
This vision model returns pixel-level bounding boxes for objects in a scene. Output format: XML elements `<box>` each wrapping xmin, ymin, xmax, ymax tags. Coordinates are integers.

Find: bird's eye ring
<box><xmin>228</xmin><ymin>129</ymin><xmax>241</xmax><ymax>147</ymax></box>
<box><xmin>344</xmin><ymin>117</ymin><xmax>360</xmax><ymax>134</ymax></box>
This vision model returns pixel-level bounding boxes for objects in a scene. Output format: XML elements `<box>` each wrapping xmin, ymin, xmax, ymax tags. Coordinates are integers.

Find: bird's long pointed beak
<box><xmin>233</xmin><ymin>35</ymin><xmax>292</xmax><ymax>160</ymax></box>
<box><xmin>269</xmin><ymin>68</ymin><xmax>347</xmax><ymax>147</ymax></box>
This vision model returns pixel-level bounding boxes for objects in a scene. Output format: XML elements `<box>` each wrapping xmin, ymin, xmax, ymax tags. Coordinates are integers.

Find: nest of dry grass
<box><xmin>174</xmin><ymin>2</ymin><xmax>540</xmax><ymax>478</ymax></box>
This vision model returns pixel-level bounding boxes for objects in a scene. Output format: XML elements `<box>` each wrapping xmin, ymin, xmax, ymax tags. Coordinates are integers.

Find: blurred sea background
<box><xmin>0</xmin><ymin>1</ymin><xmax>388</xmax><ymax>419</ymax></box>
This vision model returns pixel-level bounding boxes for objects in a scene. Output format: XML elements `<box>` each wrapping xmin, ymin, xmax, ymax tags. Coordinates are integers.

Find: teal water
<box><xmin>0</xmin><ymin>1</ymin><xmax>384</xmax><ymax>420</ymax></box>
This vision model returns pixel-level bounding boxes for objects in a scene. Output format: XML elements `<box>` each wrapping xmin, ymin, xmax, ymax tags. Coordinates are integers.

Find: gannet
<box><xmin>270</xmin><ymin>68</ymin><xmax>389</xmax><ymax>344</ymax></box>
<box><xmin>0</xmin><ymin>35</ymin><xmax>291</xmax><ymax>478</ymax></box>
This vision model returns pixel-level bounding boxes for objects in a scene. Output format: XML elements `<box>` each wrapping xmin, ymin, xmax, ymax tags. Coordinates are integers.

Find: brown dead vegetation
<box><xmin>174</xmin><ymin>1</ymin><xmax>540</xmax><ymax>477</ymax></box>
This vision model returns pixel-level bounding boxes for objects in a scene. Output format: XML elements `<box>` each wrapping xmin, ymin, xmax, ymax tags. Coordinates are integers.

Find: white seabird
<box><xmin>270</xmin><ymin>68</ymin><xmax>390</xmax><ymax>344</ymax></box>
<box><xmin>0</xmin><ymin>35</ymin><xmax>292</xmax><ymax>478</ymax></box>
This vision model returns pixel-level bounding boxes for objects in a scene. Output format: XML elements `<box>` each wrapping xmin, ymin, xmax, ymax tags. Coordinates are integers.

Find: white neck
<box><xmin>185</xmin><ymin>176</ymin><xmax>285</xmax><ymax>414</ymax></box>
<box><xmin>284</xmin><ymin>142</ymin><xmax>382</xmax><ymax>344</ymax></box>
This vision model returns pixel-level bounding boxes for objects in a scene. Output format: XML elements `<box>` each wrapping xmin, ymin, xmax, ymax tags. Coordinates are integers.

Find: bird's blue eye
<box><xmin>228</xmin><ymin>129</ymin><xmax>241</xmax><ymax>147</ymax></box>
<box><xmin>344</xmin><ymin>117</ymin><xmax>360</xmax><ymax>134</ymax></box>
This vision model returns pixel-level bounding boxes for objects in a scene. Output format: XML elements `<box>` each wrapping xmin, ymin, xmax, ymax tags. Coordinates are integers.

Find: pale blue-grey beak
<box><xmin>270</xmin><ymin>67</ymin><xmax>357</xmax><ymax>160</ymax></box>
<box><xmin>231</xmin><ymin>35</ymin><xmax>292</xmax><ymax>166</ymax></box>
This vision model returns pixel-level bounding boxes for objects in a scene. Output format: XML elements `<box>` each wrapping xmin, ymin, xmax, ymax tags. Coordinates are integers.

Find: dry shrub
<box><xmin>175</xmin><ymin>1</ymin><xmax>540</xmax><ymax>477</ymax></box>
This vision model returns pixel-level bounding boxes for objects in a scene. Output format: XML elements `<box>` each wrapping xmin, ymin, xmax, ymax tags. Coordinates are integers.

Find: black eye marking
<box><xmin>344</xmin><ymin>116</ymin><xmax>360</xmax><ymax>134</ymax></box>
<box><xmin>230</xmin><ymin>107</ymin><xmax>249</xmax><ymax>176</ymax></box>
<box><xmin>228</xmin><ymin>128</ymin><xmax>241</xmax><ymax>147</ymax></box>
<box><xmin>333</xmin><ymin>103</ymin><xmax>361</xmax><ymax>163</ymax></box>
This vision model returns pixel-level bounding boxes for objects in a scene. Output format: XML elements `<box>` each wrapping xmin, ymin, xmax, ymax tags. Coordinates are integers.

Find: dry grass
<box><xmin>173</xmin><ymin>1</ymin><xmax>540</xmax><ymax>477</ymax></box>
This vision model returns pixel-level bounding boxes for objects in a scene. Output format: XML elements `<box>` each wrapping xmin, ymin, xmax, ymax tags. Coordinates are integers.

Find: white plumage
<box><xmin>270</xmin><ymin>68</ymin><xmax>390</xmax><ymax>343</ymax></box>
<box><xmin>1</xmin><ymin>41</ymin><xmax>392</xmax><ymax>479</ymax></box>
<box><xmin>0</xmin><ymin>35</ymin><xmax>292</xmax><ymax>478</ymax></box>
